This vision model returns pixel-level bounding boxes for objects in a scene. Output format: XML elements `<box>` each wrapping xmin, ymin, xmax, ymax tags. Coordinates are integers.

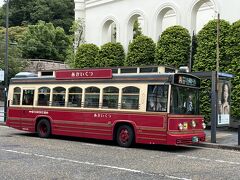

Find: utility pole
<box><xmin>189</xmin><ymin>31</ymin><xmax>195</xmax><ymax>72</ymax></box>
<box><xmin>211</xmin><ymin>13</ymin><xmax>220</xmax><ymax>143</ymax></box>
<box><xmin>4</xmin><ymin>0</ymin><xmax>9</xmax><ymax>122</ymax></box>
<box><xmin>216</xmin><ymin>13</ymin><xmax>220</xmax><ymax>75</ymax></box>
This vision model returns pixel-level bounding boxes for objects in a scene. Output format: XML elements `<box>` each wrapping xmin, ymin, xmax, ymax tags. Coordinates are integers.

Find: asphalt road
<box><xmin>0</xmin><ymin>126</ymin><xmax>240</xmax><ymax>180</ymax></box>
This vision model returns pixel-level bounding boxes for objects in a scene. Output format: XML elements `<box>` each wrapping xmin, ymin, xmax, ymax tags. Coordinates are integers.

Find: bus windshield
<box><xmin>170</xmin><ymin>85</ymin><xmax>199</xmax><ymax>115</ymax></box>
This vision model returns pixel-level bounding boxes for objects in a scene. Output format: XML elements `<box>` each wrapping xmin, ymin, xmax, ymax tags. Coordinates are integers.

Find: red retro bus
<box><xmin>6</xmin><ymin>66</ymin><xmax>206</xmax><ymax>147</ymax></box>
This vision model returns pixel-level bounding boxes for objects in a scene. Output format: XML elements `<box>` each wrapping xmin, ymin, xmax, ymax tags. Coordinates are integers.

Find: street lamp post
<box><xmin>4</xmin><ymin>0</ymin><xmax>9</xmax><ymax>122</ymax></box>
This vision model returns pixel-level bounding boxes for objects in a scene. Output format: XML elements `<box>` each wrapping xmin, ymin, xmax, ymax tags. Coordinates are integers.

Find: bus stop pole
<box><xmin>4</xmin><ymin>0</ymin><xmax>9</xmax><ymax>122</ymax></box>
<box><xmin>211</xmin><ymin>71</ymin><xmax>217</xmax><ymax>143</ymax></box>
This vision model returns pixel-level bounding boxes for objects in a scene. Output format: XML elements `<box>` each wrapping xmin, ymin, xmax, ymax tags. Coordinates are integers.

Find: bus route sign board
<box><xmin>55</xmin><ymin>69</ymin><xmax>112</xmax><ymax>80</ymax></box>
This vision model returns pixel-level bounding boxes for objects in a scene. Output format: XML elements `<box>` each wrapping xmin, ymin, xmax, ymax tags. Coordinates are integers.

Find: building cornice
<box><xmin>86</xmin><ymin>0</ymin><xmax>122</xmax><ymax>9</ymax></box>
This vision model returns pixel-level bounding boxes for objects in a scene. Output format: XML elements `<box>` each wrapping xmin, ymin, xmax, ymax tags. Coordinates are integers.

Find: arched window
<box><xmin>68</xmin><ymin>87</ymin><xmax>82</xmax><ymax>107</ymax></box>
<box><xmin>84</xmin><ymin>87</ymin><xmax>100</xmax><ymax>108</ymax></box>
<box><xmin>38</xmin><ymin>87</ymin><xmax>50</xmax><ymax>106</ymax></box>
<box><xmin>103</xmin><ymin>86</ymin><xmax>119</xmax><ymax>109</ymax></box>
<box><xmin>12</xmin><ymin>87</ymin><xmax>21</xmax><ymax>105</ymax></box>
<box><xmin>121</xmin><ymin>86</ymin><xmax>139</xmax><ymax>109</ymax></box>
<box><xmin>52</xmin><ymin>87</ymin><xmax>66</xmax><ymax>106</ymax></box>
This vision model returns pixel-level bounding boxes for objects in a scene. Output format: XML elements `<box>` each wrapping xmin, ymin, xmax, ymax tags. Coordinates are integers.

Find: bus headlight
<box><xmin>202</xmin><ymin>122</ymin><xmax>206</xmax><ymax>129</ymax></box>
<box><xmin>191</xmin><ymin>120</ymin><xmax>196</xmax><ymax>128</ymax></box>
<box><xmin>178</xmin><ymin>123</ymin><xmax>184</xmax><ymax>131</ymax></box>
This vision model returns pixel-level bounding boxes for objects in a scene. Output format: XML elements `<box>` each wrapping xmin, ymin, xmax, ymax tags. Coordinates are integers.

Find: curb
<box><xmin>0</xmin><ymin>122</ymin><xmax>6</xmax><ymax>126</ymax></box>
<box><xmin>195</xmin><ymin>142</ymin><xmax>240</xmax><ymax>151</ymax></box>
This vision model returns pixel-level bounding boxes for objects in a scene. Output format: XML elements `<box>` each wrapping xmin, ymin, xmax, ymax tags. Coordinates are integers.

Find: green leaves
<box><xmin>20</xmin><ymin>21</ymin><xmax>71</xmax><ymax>62</ymax></box>
<box><xmin>155</xmin><ymin>26</ymin><xmax>191</xmax><ymax>68</ymax></box>
<box><xmin>193</xmin><ymin>19</ymin><xmax>231</xmax><ymax>122</ymax></box>
<box><xmin>75</xmin><ymin>44</ymin><xmax>99</xmax><ymax>68</ymax></box>
<box><xmin>0</xmin><ymin>0</ymin><xmax>74</xmax><ymax>34</ymax></box>
<box><xmin>226</xmin><ymin>20</ymin><xmax>240</xmax><ymax>118</ymax></box>
<box><xmin>125</xmin><ymin>35</ymin><xmax>155</xmax><ymax>66</ymax></box>
<box><xmin>96</xmin><ymin>42</ymin><xmax>125</xmax><ymax>67</ymax></box>
<box><xmin>193</xmin><ymin>20</ymin><xmax>231</xmax><ymax>72</ymax></box>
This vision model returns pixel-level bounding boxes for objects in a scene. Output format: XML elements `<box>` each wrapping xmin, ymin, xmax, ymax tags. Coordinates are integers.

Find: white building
<box><xmin>74</xmin><ymin>0</ymin><xmax>240</xmax><ymax>50</ymax></box>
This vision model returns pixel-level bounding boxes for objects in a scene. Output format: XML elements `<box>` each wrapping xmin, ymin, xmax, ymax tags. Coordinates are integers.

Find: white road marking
<box><xmin>177</xmin><ymin>155</ymin><xmax>240</xmax><ymax>165</ymax></box>
<box><xmin>0</xmin><ymin>148</ymin><xmax>191</xmax><ymax>180</ymax></box>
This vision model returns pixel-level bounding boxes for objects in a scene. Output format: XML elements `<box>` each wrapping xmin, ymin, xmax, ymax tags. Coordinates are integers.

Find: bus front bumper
<box><xmin>167</xmin><ymin>132</ymin><xmax>206</xmax><ymax>145</ymax></box>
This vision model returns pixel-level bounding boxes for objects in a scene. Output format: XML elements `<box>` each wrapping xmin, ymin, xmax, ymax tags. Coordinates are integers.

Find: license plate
<box><xmin>192</xmin><ymin>136</ymin><xmax>199</xmax><ymax>143</ymax></box>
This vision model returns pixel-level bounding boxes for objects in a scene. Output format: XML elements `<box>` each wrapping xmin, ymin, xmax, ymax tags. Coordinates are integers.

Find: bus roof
<box><xmin>10</xmin><ymin>66</ymin><xmax>199</xmax><ymax>87</ymax></box>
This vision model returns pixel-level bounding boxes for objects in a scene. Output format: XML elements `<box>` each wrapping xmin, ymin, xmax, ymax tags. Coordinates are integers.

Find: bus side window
<box><xmin>147</xmin><ymin>85</ymin><xmax>168</xmax><ymax>112</ymax></box>
<box><xmin>121</xmin><ymin>86</ymin><xmax>139</xmax><ymax>110</ymax></box>
<box><xmin>38</xmin><ymin>87</ymin><xmax>50</xmax><ymax>106</ymax></box>
<box><xmin>12</xmin><ymin>87</ymin><xmax>21</xmax><ymax>105</ymax></box>
<box><xmin>102</xmin><ymin>86</ymin><xmax>119</xmax><ymax>109</ymax></box>
<box><xmin>84</xmin><ymin>87</ymin><xmax>100</xmax><ymax>108</ymax></box>
<box><xmin>68</xmin><ymin>87</ymin><xmax>82</xmax><ymax>107</ymax></box>
<box><xmin>22</xmin><ymin>90</ymin><xmax>34</xmax><ymax>106</ymax></box>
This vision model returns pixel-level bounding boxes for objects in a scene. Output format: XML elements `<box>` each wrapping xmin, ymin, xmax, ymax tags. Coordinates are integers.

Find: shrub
<box><xmin>155</xmin><ymin>25</ymin><xmax>191</xmax><ymax>68</ymax></box>
<box><xmin>95</xmin><ymin>42</ymin><xmax>125</xmax><ymax>67</ymax></box>
<box><xmin>125</xmin><ymin>35</ymin><xmax>155</xmax><ymax>66</ymax></box>
<box><xmin>226</xmin><ymin>20</ymin><xmax>240</xmax><ymax>118</ymax></box>
<box><xmin>193</xmin><ymin>19</ymin><xmax>231</xmax><ymax>122</ymax></box>
<box><xmin>75</xmin><ymin>43</ymin><xmax>99</xmax><ymax>68</ymax></box>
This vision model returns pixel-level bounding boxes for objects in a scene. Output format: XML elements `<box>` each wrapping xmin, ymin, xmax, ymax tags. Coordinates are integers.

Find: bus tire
<box><xmin>37</xmin><ymin>119</ymin><xmax>51</xmax><ymax>138</ymax></box>
<box><xmin>116</xmin><ymin>125</ymin><xmax>134</xmax><ymax>147</ymax></box>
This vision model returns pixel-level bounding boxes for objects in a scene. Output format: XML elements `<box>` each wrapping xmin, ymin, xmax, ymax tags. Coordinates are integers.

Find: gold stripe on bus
<box><xmin>137</xmin><ymin>137</ymin><xmax>166</xmax><ymax>141</ymax></box>
<box><xmin>21</xmin><ymin>118</ymin><xmax>35</xmax><ymax>122</ymax></box>
<box><xmin>55</xmin><ymin>129</ymin><xmax>112</xmax><ymax>136</ymax></box>
<box><xmin>8</xmin><ymin>107</ymin><xmax>168</xmax><ymax>116</ymax></box>
<box><xmin>8</xmin><ymin>117</ymin><xmax>21</xmax><ymax>121</ymax></box>
<box><xmin>168</xmin><ymin>130</ymin><xmax>203</xmax><ymax>134</ymax></box>
<box><xmin>137</xmin><ymin>126</ymin><xmax>166</xmax><ymax>132</ymax></box>
<box><xmin>137</xmin><ymin>132</ymin><xmax>167</xmax><ymax>136</ymax></box>
<box><xmin>54</xmin><ymin>125</ymin><xmax>112</xmax><ymax>132</ymax></box>
<box><xmin>54</xmin><ymin>120</ymin><xmax>112</xmax><ymax>127</ymax></box>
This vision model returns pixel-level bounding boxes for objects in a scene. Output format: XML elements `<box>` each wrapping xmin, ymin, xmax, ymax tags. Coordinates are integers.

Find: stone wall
<box><xmin>24</xmin><ymin>59</ymin><xmax>69</xmax><ymax>73</ymax></box>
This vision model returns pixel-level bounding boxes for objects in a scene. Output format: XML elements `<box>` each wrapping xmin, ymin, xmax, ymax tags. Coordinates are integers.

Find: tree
<box><xmin>0</xmin><ymin>32</ymin><xmax>27</xmax><ymax>82</ymax></box>
<box><xmin>0</xmin><ymin>26</ymin><xmax>27</xmax><ymax>44</ymax></box>
<box><xmin>155</xmin><ymin>25</ymin><xmax>191</xmax><ymax>68</ymax></box>
<box><xmin>70</xmin><ymin>19</ymin><xmax>86</xmax><ymax>50</ymax></box>
<box><xmin>226</xmin><ymin>20</ymin><xmax>240</xmax><ymax>118</ymax></box>
<box><xmin>125</xmin><ymin>35</ymin><xmax>155</xmax><ymax>66</ymax></box>
<box><xmin>133</xmin><ymin>20</ymin><xmax>142</xmax><ymax>39</ymax></box>
<box><xmin>74</xmin><ymin>44</ymin><xmax>99</xmax><ymax>68</ymax></box>
<box><xmin>193</xmin><ymin>20</ymin><xmax>231</xmax><ymax>72</ymax></box>
<box><xmin>193</xmin><ymin>19</ymin><xmax>231</xmax><ymax>122</ymax></box>
<box><xmin>20</xmin><ymin>21</ymin><xmax>71</xmax><ymax>62</ymax></box>
<box><xmin>95</xmin><ymin>42</ymin><xmax>125</xmax><ymax>67</ymax></box>
<box><xmin>0</xmin><ymin>0</ymin><xmax>74</xmax><ymax>34</ymax></box>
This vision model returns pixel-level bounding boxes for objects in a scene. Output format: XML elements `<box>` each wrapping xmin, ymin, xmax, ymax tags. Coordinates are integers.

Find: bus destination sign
<box><xmin>174</xmin><ymin>74</ymin><xmax>200</xmax><ymax>87</ymax></box>
<box><xmin>56</xmin><ymin>69</ymin><xmax>112</xmax><ymax>80</ymax></box>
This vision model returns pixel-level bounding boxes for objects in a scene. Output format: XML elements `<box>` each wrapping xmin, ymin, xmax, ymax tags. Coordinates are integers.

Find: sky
<box><xmin>0</xmin><ymin>0</ymin><xmax>4</xmax><ymax>7</ymax></box>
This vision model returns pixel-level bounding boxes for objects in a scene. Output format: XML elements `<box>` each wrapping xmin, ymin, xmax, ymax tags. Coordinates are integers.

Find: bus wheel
<box><xmin>37</xmin><ymin>119</ymin><xmax>51</xmax><ymax>138</ymax></box>
<box><xmin>116</xmin><ymin>125</ymin><xmax>134</xmax><ymax>147</ymax></box>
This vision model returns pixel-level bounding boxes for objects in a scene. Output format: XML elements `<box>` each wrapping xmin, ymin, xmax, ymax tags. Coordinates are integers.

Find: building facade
<box><xmin>74</xmin><ymin>0</ymin><xmax>240</xmax><ymax>50</ymax></box>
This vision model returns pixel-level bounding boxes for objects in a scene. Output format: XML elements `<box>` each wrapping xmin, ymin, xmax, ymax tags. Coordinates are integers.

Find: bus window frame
<box><xmin>22</xmin><ymin>88</ymin><xmax>35</xmax><ymax>106</ymax></box>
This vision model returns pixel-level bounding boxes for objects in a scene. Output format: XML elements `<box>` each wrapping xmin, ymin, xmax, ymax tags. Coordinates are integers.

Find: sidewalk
<box><xmin>196</xmin><ymin>128</ymin><xmax>240</xmax><ymax>151</ymax></box>
<box><xmin>0</xmin><ymin>122</ymin><xmax>239</xmax><ymax>150</ymax></box>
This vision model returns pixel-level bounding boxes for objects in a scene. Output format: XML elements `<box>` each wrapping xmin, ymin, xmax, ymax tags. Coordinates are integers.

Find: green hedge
<box><xmin>95</xmin><ymin>42</ymin><xmax>125</xmax><ymax>67</ymax></box>
<box><xmin>193</xmin><ymin>19</ymin><xmax>231</xmax><ymax>122</ymax></box>
<box><xmin>125</xmin><ymin>35</ymin><xmax>155</xmax><ymax>66</ymax></box>
<box><xmin>227</xmin><ymin>20</ymin><xmax>240</xmax><ymax>118</ymax></box>
<box><xmin>155</xmin><ymin>25</ymin><xmax>191</xmax><ymax>68</ymax></box>
<box><xmin>75</xmin><ymin>43</ymin><xmax>99</xmax><ymax>68</ymax></box>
